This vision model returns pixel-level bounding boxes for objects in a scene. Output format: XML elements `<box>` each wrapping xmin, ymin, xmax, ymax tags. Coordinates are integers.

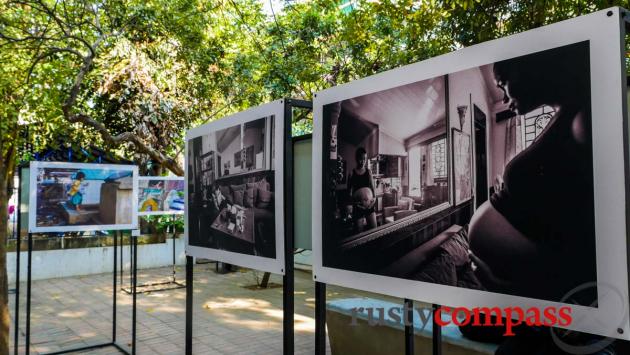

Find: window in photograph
<box><xmin>430</xmin><ymin>138</ymin><xmax>447</xmax><ymax>180</ymax></box>
<box><xmin>523</xmin><ymin>105</ymin><xmax>554</xmax><ymax>147</ymax></box>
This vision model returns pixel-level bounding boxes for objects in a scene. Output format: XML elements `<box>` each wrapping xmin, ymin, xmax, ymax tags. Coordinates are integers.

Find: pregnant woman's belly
<box><xmin>353</xmin><ymin>187</ymin><xmax>374</xmax><ymax>209</ymax></box>
<box><xmin>468</xmin><ymin>201</ymin><xmax>544</xmax><ymax>294</ymax></box>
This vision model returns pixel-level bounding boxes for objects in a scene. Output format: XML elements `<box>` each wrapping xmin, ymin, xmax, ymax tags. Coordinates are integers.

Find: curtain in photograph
<box><xmin>425</xmin><ymin>145</ymin><xmax>434</xmax><ymax>186</ymax></box>
<box><xmin>504</xmin><ymin>116</ymin><xmax>524</xmax><ymax>166</ymax></box>
<box><xmin>408</xmin><ymin>146</ymin><xmax>421</xmax><ymax>196</ymax></box>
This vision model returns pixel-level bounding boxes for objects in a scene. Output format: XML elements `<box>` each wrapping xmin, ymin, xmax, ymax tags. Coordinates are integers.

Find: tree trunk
<box><xmin>260</xmin><ymin>272</ymin><xmax>271</xmax><ymax>289</ymax></box>
<box><xmin>0</xmin><ymin>161</ymin><xmax>11</xmax><ymax>354</ymax></box>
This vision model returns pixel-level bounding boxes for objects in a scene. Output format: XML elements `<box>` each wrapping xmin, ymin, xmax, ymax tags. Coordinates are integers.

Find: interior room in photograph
<box><xmin>29</xmin><ymin>161</ymin><xmax>138</xmax><ymax>232</ymax></box>
<box><xmin>186</xmin><ymin>114</ymin><xmax>279</xmax><ymax>261</ymax></box>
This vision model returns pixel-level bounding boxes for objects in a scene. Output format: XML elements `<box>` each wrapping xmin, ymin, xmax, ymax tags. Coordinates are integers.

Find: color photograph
<box><xmin>29</xmin><ymin>162</ymin><xmax>138</xmax><ymax>232</ymax></box>
<box><xmin>138</xmin><ymin>177</ymin><xmax>185</xmax><ymax>215</ymax></box>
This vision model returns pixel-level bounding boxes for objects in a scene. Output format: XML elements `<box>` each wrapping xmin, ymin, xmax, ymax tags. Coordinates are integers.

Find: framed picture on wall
<box><xmin>234</xmin><ymin>149</ymin><xmax>242</xmax><ymax>168</ymax></box>
<box><xmin>200</xmin><ymin>151</ymin><xmax>214</xmax><ymax>173</ymax></box>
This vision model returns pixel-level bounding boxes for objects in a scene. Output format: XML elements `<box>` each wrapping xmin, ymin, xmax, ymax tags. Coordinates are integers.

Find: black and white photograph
<box><xmin>28</xmin><ymin>161</ymin><xmax>138</xmax><ymax>232</ymax></box>
<box><xmin>188</xmin><ymin>116</ymin><xmax>275</xmax><ymax>257</ymax></box>
<box><xmin>319</xmin><ymin>41</ymin><xmax>597</xmax><ymax>305</ymax></box>
<box><xmin>185</xmin><ymin>101</ymin><xmax>285</xmax><ymax>273</ymax></box>
<box><xmin>312</xmin><ymin>10</ymin><xmax>630</xmax><ymax>338</ymax></box>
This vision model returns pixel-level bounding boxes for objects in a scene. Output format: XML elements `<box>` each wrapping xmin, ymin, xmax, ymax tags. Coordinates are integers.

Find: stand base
<box><xmin>121</xmin><ymin>279</ymin><xmax>185</xmax><ymax>294</ymax></box>
<box><xmin>42</xmin><ymin>342</ymin><xmax>130</xmax><ymax>355</ymax></box>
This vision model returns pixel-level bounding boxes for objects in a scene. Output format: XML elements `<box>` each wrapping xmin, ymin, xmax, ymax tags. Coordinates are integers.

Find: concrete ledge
<box><xmin>327</xmin><ymin>298</ymin><xmax>498</xmax><ymax>355</ymax></box>
<box><xmin>8</xmin><ymin>238</ymin><xmax>186</xmax><ymax>283</ymax></box>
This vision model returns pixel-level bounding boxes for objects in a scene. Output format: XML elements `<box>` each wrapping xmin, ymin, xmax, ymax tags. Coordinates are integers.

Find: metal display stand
<box><xmin>314</xmin><ymin>282</ymin><xmax>326</xmax><ymax>354</ymax></box>
<box><xmin>13</xmin><ymin>166</ymin><xmax>23</xmax><ymax>355</ymax></box>
<box><xmin>19</xmin><ymin>229</ymin><xmax>138</xmax><ymax>355</ymax></box>
<box><xmin>12</xmin><ymin>162</ymin><xmax>138</xmax><ymax>354</ymax></box>
<box><xmin>433</xmin><ymin>304</ymin><xmax>442</xmax><ymax>355</ymax></box>
<box><xmin>184</xmin><ymin>98</ymin><xmax>311</xmax><ymax>355</ymax></box>
<box><xmin>122</xmin><ymin>215</ymin><xmax>185</xmax><ymax>294</ymax></box>
<box><xmin>404</xmin><ymin>298</ymin><xmax>414</xmax><ymax>355</ymax></box>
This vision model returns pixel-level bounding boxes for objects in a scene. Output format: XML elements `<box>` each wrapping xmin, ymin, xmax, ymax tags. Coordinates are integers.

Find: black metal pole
<box><xmin>129</xmin><ymin>235</ymin><xmax>133</xmax><ymax>291</ymax></box>
<box><xmin>14</xmin><ymin>167</ymin><xmax>22</xmax><ymax>355</ymax></box>
<box><xmin>185</xmin><ymin>255</ymin><xmax>193</xmax><ymax>355</ymax></box>
<box><xmin>132</xmin><ymin>233</ymin><xmax>137</xmax><ymax>355</ymax></box>
<box><xmin>315</xmin><ymin>282</ymin><xmax>326</xmax><ymax>355</ymax></box>
<box><xmin>433</xmin><ymin>304</ymin><xmax>442</xmax><ymax>355</ymax></box>
<box><xmin>404</xmin><ymin>299</ymin><xmax>414</xmax><ymax>355</ymax></box>
<box><xmin>120</xmin><ymin>230</ymin><xmax>123</xmax><ymax>287</ymax></box>
<box><xmin>172</xmin><ymin>215</ymin><xmax>176</xmax><ymax>283</ymax></box>
<box><xmin>282</xmin><ymin>99</ymin><xmax>295</xmax><ymax>355</ymax></box>
<box><xmin>26</xmin><ymin>232</ymin><xmax>32</xmax><ymax>355</ymax></box>
<box><xmin>113</xmin><ymin>230</ymin><xmax>117</xmax><ymax>343</ymax></box>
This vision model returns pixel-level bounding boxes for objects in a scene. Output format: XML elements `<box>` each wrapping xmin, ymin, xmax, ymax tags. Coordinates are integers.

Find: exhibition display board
<box><xmin>185</xmin><ymin>100</ymin><xmax>286</xmax><ymax>275</ymax></box>
<box><xmin>312</xmin><ymin>8</ymin><xmax>630</xmax><ymax>340</ymax></box>
<box><xmin>138</xmin><ymin>176</ymin><xmax>185</xmax><ymax>216</ymax></box>
<box><xmin>28</xmin><ymin>161</ymin><xmax>139</xmax><ymax>233</ymax></box>
<box><xmin>184</xmin><ymin>99</ymin><xmax>308</xmax><ymax>355</ymax></box>
<box><xmin>19</xmin><ymin>162</ymin><xmax>139</xmax><ymax>355</ymax></box>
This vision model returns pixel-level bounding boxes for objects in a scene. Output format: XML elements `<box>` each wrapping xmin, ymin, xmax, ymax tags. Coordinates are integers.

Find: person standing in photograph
<box><xmin>348</xmin><ymin>147</ymin><xmax>377</xmax><ymax>232</ymax></box>
<box><xmin>68</xmin><ymin>171</ymin><xmax>86</xmax><ymax>211</ymax></box>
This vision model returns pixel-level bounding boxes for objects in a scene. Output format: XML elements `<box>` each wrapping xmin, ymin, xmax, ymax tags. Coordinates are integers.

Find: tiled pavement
<box><xmin>9</xmin><ymin>263</ymin><xmax>400</xmax><ymax>354</ymax></box>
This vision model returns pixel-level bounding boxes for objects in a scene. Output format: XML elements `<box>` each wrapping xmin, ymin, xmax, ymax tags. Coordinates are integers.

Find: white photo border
<box><xmin>28</xmin><ymin>161</ymin><xmax>139</xmax><ymax>233</ymax></box>
<box><xmin>137</xmin><ymin>176</ymin><xmax>185</xmax><ymax>216</ymax></box>
<box><xmin>185</xmin><ymin>100</ymin><xmax>286</xmax><ymax>275</ymax></box>
<box><xmin>312</xmin><ymin>7</ymin><xmax>630</xmax><ymax>340</ymax></box>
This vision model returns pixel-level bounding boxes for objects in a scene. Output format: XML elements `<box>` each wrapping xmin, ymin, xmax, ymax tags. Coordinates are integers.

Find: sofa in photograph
<box><xmin>214</xmin><ymin>170</ymin><xmax>275</xmax><ymax>257</ymax></box>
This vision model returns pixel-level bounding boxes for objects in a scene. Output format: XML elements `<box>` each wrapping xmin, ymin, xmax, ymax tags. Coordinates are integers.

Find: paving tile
<box><xmin>9</xmin><ymin>264</ymin><xmax>401</xmax><ymax>354</ymax></box>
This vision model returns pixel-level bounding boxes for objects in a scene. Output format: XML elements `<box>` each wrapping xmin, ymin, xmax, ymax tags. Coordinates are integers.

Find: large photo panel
<box><xmin>313</xmin><ymin>8</ymin><xmax>629</xmax><ymax>339</ymax></box>
<box><xmin>185</xmin><ymin>100</ymin><xmax>285</xmax><ymax>275</ymax></box>
<box><xmin>138</xmin><ymin>176</ymin><xmax>185</xmax><ymax>216</ymax></box>
<box><xmin>28</xmin><ymin>161</ymin><xmax>139</xmax><ymax>233</ymax></box>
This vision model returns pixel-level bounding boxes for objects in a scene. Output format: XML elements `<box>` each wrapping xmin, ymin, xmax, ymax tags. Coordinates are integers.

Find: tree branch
<box><xmin>27</xmin><ymin>46</ymin><xmax>85</xmax><ymax>83</ymax></box>
<box><xmin>56</xmin><ymin>35</ymin><xmax>182</xmax><ymax>175</ymax></box>
<box><xmin>66</xmin><ymin>113</ymin><xmax>184</xmax><ymax>175</ymax></box>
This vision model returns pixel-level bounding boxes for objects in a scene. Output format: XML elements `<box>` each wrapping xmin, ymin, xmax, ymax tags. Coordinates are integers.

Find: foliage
<box><xmin>5</xmin><ymin>0</ymin><xmax>630</xmax><ymax>164</ymax></box>
<box><xmin>2</xmin><ymin>0</ymin><xmax>630</xmax><ymax>352</ymax></box>
<box><xmin>143</xmin><ymin>214</ymin><xmax>184</xmax><ymax>233</ymax></box>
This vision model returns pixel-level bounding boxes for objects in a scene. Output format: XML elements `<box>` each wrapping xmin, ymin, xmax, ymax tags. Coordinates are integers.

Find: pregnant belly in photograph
<box><xmin>353</xmin><ymin>187</ymin><xmax>374</xmax><ymax>209</ymax></box>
